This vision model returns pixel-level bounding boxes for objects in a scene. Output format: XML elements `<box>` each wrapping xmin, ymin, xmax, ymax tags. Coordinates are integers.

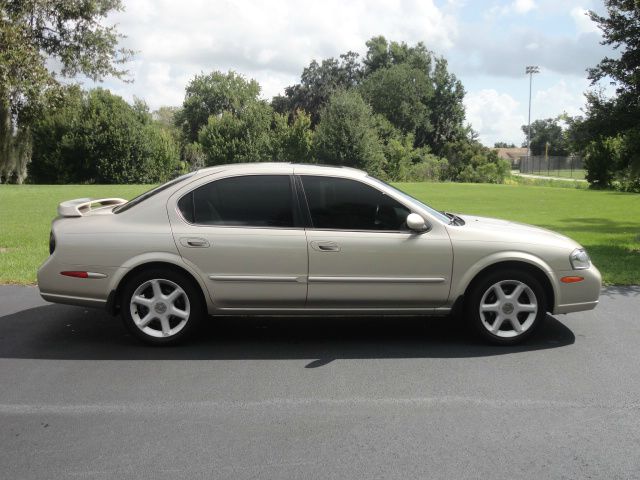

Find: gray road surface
<box><xmin>1</xmin><ymin>285</ymin><xmax>639</xmax><ymax>479</ymax></box>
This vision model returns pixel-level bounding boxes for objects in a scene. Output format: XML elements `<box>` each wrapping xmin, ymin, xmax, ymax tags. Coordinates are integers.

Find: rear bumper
<box><xmin>39</xmin><ymin>292</ymin><xmax>107</xmax><ymax>309</ymax></box>
<box><xmin>37</xmin><ymin>254</ymin><xmax>114</xmax><ymax>308</ymax></box>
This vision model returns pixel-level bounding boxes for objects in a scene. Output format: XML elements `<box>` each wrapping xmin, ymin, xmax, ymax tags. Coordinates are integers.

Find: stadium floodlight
<box><xmin>526</xmin><ymin>66</ymin><xmax>540</xmax><ymax>164</ymax></box>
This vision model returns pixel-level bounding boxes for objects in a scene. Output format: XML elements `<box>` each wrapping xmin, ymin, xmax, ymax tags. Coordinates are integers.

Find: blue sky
<box><xmin>95</xmin><ymin>0</ymin><xmax>614</xmax><ymax>147</ymax></box>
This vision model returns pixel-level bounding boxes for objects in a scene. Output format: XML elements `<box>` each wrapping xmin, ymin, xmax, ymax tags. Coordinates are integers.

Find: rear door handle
<box><xmin>310</xmin><ymin>241</ymin><xmax>340</xmax><ymax>252</ymax></box>
<box><xmin>180</xmin><ymin>237</ymin><xmax>210</xmax><ymax>248</ymax></box>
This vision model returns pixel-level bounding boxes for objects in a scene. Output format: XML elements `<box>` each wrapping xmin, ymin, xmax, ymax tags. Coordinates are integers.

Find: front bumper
<box><xmin>552</xmin><ymin>264</ymin><xmax>602</xmax><ymax>314</ymax></box>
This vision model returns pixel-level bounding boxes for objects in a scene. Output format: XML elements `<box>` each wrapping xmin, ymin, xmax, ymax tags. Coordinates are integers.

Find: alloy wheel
<box><xmin>478</xmin><ymin>280</ymin><xmax>538</xmax><ymax>338</ymax></box>
<box><xmin>129</xmin><ymin>278</ymin><xmax>191</xmax><ymax>338</ymax></box>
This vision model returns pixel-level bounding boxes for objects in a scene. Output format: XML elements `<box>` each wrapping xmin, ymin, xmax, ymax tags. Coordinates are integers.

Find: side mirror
<box><xmin>406</xmin><ymin>213</ymin><xmax>428</xmax><ymax>232</ymax></box>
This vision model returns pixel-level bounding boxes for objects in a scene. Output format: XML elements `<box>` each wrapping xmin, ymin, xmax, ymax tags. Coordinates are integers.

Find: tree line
<box><xmin>3</xmin><ymin>29</ymin><xmax>510</xmax><ymax>184</ymax></box>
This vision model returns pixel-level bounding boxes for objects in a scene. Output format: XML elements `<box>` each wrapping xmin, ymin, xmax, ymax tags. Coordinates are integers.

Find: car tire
<box><xmin>465</xmin><ymin>269</ymin><xmax>547</xmax><ymax>345</ymax></box>
<box><xmin>121</xmin><ymin>268</ymin><xmax>205</xmax><ymax>345</ymax></box>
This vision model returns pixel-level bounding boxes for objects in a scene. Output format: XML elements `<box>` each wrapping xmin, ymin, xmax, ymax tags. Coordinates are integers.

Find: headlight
<box><xmin>570</xmin><ymin>248</ymin><xmax>590</xmax><ymax>270</ymax></box>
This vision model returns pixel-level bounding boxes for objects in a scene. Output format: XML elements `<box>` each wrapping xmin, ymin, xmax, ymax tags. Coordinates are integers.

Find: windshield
<box><xmin>113</xmin><ymin>172</ymin><xmax>196</xmax><ymax>214</ymax></box>
<box><xmin>367</xmin><ymin>176</ymin><xmax>451</xmax><ymax>224</ymax></box>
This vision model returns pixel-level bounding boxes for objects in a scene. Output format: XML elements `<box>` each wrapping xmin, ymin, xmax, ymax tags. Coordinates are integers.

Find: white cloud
<box><xmin>513</xmin><ymin>0</ymin><xmax>537</xmax><ymax>14</ymax></box>
<box><xmin>487</xmin><ymin>0</ymin><xmax>537</xmax><ymax>17</ymax></box>
<box><xmin>463</xmin><ymin>80</ymin><xmax>591</xmax><ymax>147</ymax></box>
<box><xmin>101</xmin><ymin>0</ymin><xmax>457</xmax><ymax>107</ymax></box>
<box><xmin>570</xmin><ymin>7</ymin><xmax>600</xmax><ymax>34</ymax></box>
<box><xmin>464</xmin><ymin>89</ymin><xmax>526</xmax><ymax>146</ymax></box>
<box><xmin>533</xmin><ymin>79</ymin><xmax>587</xmax><ymax>118</ymax></box>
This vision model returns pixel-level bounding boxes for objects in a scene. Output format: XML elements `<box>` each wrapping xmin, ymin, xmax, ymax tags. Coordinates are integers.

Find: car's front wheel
<box><xmin>466</xmin><ymin>269</ymin><xmax>547</xmax><ymax>345</ymax></box>
<box><xmin>121</xmin><ymin>269</ymin><xmax>204</xmax><ymax>345</ymax></box>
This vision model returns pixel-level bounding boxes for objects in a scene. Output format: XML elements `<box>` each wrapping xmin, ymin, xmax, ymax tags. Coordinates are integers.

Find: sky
<box><xmin>93</xmin><ymin>0</ymin><xmax>615</xmax><ymax>147</ymax></box>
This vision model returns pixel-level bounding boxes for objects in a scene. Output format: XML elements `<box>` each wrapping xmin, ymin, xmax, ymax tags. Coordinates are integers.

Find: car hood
<box><xmin>452</xmin><ymin>214</ymin><xmax>581</xmax><ymax>249</ymax></box>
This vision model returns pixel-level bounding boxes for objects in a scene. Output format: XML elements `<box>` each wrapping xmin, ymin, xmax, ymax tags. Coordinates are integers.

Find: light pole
<box><xmin>526</xmin><ymin>65</ymin><xmax>539</xmax><ymax>172</ymax></box>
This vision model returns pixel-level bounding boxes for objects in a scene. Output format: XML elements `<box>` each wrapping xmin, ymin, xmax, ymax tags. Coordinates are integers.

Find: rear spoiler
<box><xmin>57</xmin><ymin>198</ymin><xmax>128</xmax><ymax>217</ymax></box>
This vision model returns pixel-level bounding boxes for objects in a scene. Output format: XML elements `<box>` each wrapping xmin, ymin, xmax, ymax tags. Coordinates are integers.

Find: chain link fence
<box><xmin>518</xmin><ymin>155</ymin><xmax>586</xmax><ymax>180</ymax></box>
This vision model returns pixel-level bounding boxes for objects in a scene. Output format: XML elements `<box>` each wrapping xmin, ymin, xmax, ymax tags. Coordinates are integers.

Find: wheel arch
<box><xmin>459</xmin><ymin>258</ymin><xmax>557</xmax><ymax>313</ymax></box>
<box><xmin>107</xmin><ymin>256</ymin><xmax>211</xmax><ymax>315</ymax></box>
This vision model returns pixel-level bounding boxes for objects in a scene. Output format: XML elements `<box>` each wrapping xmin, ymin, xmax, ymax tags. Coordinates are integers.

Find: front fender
<box><xmin>450</xmin><ymin>250</ymin><xmax>559</xmax><ymax>308</ymax></box>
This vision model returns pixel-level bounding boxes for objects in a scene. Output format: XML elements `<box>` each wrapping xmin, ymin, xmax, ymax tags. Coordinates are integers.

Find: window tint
<box><xmin>300</xmin><ymin>176</ymin><xmax>410</xmax><ymax>231</ymax></box>
<box><xmin>178</xmin><ymin>175</ymin><xmax>294</xmax><ymax>227</ymax></box>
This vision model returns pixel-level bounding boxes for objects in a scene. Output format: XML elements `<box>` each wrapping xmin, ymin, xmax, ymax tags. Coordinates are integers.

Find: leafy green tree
<box><xmin>359</xmin><ymin>63</ymin><xmax>432</xmax><ymax>137</ymax></box>
<box><xmin>198</xmin><ymin>100</ymin><xmax>273</xmax><ymax>165</ymax></box>
<box><xmin>428</xmin><ymin>57</ymin><xmax>466</xmax><ymax>152</ymax></box>
<box><xmin>520</xmin><ymin>118</ymin><xmax>569</xmax><ymax>156</ymax></box>
<box><xmin>494</xmin><ymin>142</ymin><xmax>516</xmax><ymax>148</ymax></box>
<box><xmin>569</xmin><ymin>1</ymin><xmax>640</xmax><ymax>189</ymax></box>
<box><xmin>360</xmin><ymin>36</ymin><xmax>465</xmax><ymax>153</ymax></box>
<box><xmin>363</xmin><ymin>36</ymin><xmax>432</xmax><ymax>75</ymax></box>
<box><xmin>0</xmin><ymin>0</ymin><xmax>132</xmax><ymax>183</ymax></box>
<box><xmin>29</xmin><ymin>88</ymin><xmax>180</xmax><ymax>184</ymax></box>
<box><xmin>273</xmin><ymin>52</ymin><xmax>362</xmax><ymax>125</ymax></box>
<box><xmin>177</xmin><ymin>71</ymin><xmax>261</xmax><ymax>143</ymax></box>
<box><xmin>313</xmin><ymin>90</ymin><xmax>385</xmax><ymax>174</ymax></box>
<box><xmin>271</xmin><ymin>109</ymin><xmax>314</xmax><ymax>163</ymax></box>
<box><xmin>583</xmin><ymin>135</ymin><xmax>621</xmax><ymax>188</ymax></box>
<box><xmin>441</xmin><ymin>138</ymin><xmax>510</xmax><ymax>183</ymax></box>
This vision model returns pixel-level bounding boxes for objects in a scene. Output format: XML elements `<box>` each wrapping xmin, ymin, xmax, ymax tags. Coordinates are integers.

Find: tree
<box><xmin>273</xmin><ymin>52</ymin><xmax>363</xmax><ymax>125</ymax></box>
<box><xmin>363</xmin><ymin>36</ymin><xmax>432</xmax><ymax>75</ymax></box>
<box><xmin>359</xmin><ymin>63</ymin><xmax>432</xmax><ymax>137</ymax></box>
<box><xmin>588</xmin><ymin>1</ymin><xmax>640</xmax><ymax>98</ymax></box>
<box><xmin>198</xmin><ymin>100</ymin><xmax>273</xmax><ymax>166</ymax></box>
<box><xmin>520</xmin><ymin>118</ymin><xmax>569</xmax><ymax>156</ymax></box>
<box><xmin>583</xmin><ymin>135</ymin><xmax>621</xmax><ymax>188</ymax></box>
<box><xmin>29</xmin><ymin>88</ymin><xmax>180</xmax><ymax>184</ymax></box>
<box><xmin>271</xmin><ymin>109</ymin><xmax>314</xmax><ymax>163</ymax></box>
<box><xmin>176</xmin><ymin>71</ymin><xmax>261</xmax><ymax>143</ymax></box>
<box><xmin>494</xmin><ymin>142</ymin><xmax>516</xmax><ymax>148</ymax></box>
<box><xmin>428</xmin><ymin>57</ymin><xmax>466</xmax><ymax>153</ymax></box>
<box><xmin>0</xmin><ymin>0</ymin><xmax>132</xmax><ymax>183</ymax></box>
<box><xmin>359</xmin><ymin>36</ymin><xmax>465</xmax><ymax>154</ymax></box>
<box><xmin>313</xmin><ymin>90</ymin><xmax>385</xmax><ymax>175</ymax></box>
<box><xmin>576</xmin><ymin>1</ymin><xmax>640</xmax><ymax>188</ymax></box>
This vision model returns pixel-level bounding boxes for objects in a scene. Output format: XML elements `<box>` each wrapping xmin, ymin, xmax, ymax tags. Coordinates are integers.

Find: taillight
<box><xmin>61</xmin><ymin>271</ymin><xmax>89</xmax><ymax>278</ymax></box>
<box><xmin>49</xmin><ymin>231</ymin><xmax>56</xmax><ymax>255</ymax></box>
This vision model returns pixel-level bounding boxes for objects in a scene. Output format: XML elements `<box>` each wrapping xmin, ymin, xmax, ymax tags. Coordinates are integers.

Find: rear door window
<box><xmin>178</xmin><ymin>175</ymin><xmax>295</xmax><ymax>228</ymax></box>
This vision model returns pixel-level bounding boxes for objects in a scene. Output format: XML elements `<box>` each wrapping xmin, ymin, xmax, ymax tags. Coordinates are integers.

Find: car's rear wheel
<box><xmin>466</xmin><ymin>269</ymin><xmax>546</xmax><ymax>345</ymax></box>
<box><xmin>121</xmin><ymin>269</ymin><xmax>204</xmax><ymax>345</ymax></box>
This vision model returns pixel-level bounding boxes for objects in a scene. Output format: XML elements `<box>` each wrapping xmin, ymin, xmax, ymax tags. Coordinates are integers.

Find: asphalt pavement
<box><xmin>1</xmin><ymin>285</ymin><xmax>639</xmax><ymax>479</ymax></box>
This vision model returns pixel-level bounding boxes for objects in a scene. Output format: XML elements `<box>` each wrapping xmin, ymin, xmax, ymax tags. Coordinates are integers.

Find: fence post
<box><xmin>570</xmin><ymin>156</ymin><xmax>574</xmax><ymax>178</ymax></box>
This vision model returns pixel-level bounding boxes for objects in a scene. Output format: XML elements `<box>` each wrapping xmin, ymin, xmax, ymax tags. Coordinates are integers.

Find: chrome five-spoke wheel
<box><xmin>130</xmin><ymin>278</ymin><xmax>191</xmax><ymax>338</ymax></box>
<box><xmin>479</xmin><ymin>280</ymin><xmax>538</xmax><ymax>338</ymax></box>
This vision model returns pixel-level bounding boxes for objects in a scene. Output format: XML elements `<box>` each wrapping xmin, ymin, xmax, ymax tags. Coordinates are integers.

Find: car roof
<box><xmin>195</xmin><ymin>163</ymin><xmax>367</xmax><ymax>179</ymax></box>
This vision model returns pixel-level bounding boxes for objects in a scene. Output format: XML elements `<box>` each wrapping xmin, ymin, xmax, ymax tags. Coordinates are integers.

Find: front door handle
<box><xmin>311</xmin><ymin>241</ymin><xmax>340</xmax><ymax>252</ymax></box>
<box><xmin>180</xmin><ymin>237</ymin><xmax>210</xmax><ymax>248</ymax></box>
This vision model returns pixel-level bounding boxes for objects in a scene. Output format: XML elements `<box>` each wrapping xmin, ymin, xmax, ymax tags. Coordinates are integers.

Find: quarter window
<box><xmin>178</xmin><ymin>175</ymin><xmax>294</xmax><ymax>227</ymax></box>
<box><xmin>300</xmin><ymin>176</ymin><xmax>410</xmax><ymax>231</ymax></box>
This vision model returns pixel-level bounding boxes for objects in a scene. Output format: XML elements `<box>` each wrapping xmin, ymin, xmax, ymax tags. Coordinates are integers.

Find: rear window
<box><xmin>177</xmin><ymin>175</ymin><xmax>294</xmax><ymax>227</ymax></box>
<box><xmin>113</xmin><ymin>172</ymin><xmax>196</xmax><ymax>214</ymax></box>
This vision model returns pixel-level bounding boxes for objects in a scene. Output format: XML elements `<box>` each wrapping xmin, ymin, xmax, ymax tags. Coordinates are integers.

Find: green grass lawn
<box><xmin>1</xmin><ymin>182</ymin><xmax>638</xmax><ymax>285</ymax></box>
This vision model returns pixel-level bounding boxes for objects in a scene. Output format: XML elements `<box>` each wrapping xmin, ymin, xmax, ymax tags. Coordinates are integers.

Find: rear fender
<box><xmin>107</xmin><ymin>252</ymin><xmax>214</xmax><ymax>313</ymax></box>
